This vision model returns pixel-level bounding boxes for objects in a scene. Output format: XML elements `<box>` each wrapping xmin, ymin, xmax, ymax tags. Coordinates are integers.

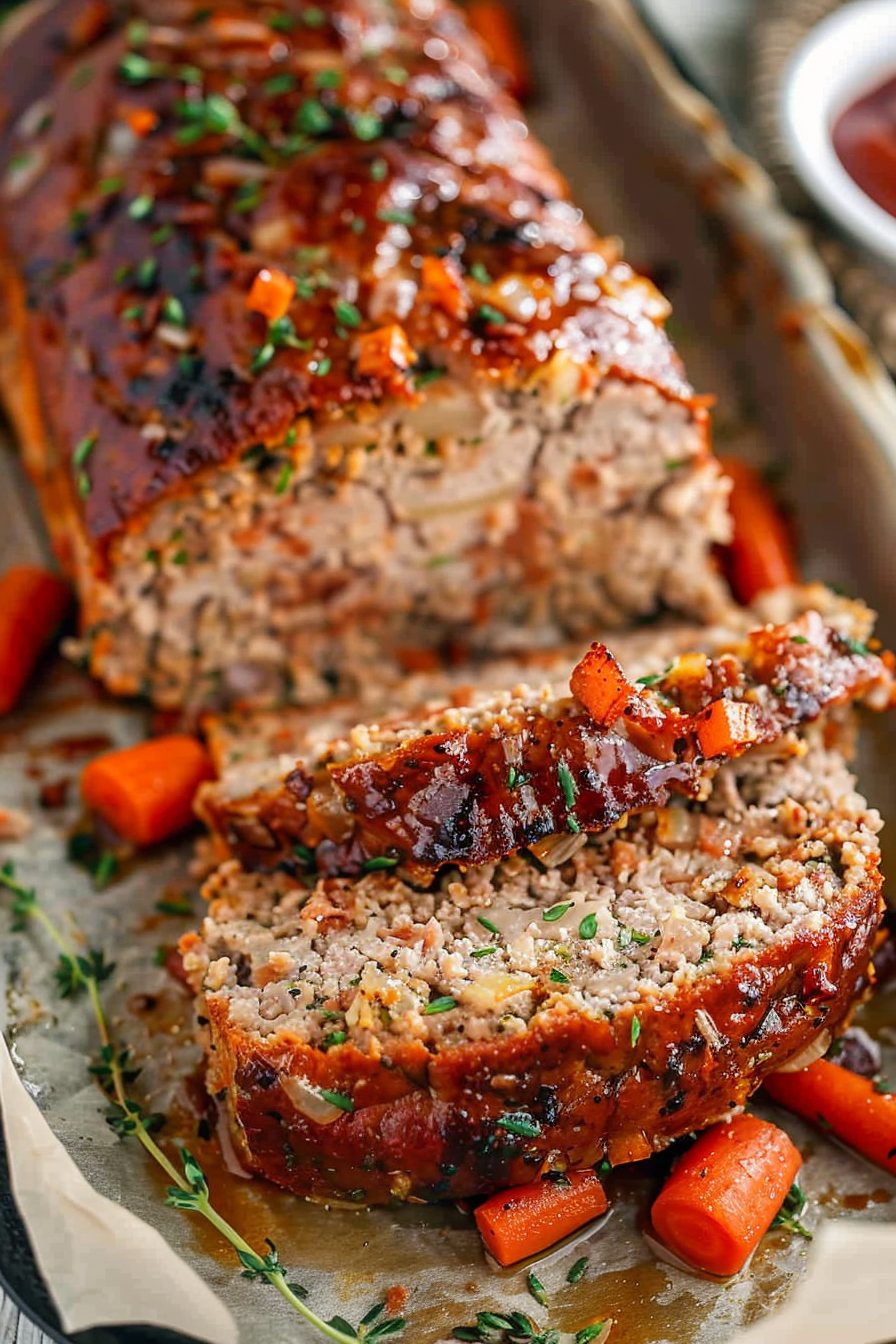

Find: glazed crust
<box><xmin>201</xmin><ymin>864</ymin><xmax>883</xmax><ymax>1203</ymax></box>
<box><xmin>201</xmin><ymin>609</ymin><xmax>895</xmax><ymax>878</ymax></box>
<box><xmin>0</xmin><ymin>0</ymin><xmax>696</xmax><ymax>546</ymax></box>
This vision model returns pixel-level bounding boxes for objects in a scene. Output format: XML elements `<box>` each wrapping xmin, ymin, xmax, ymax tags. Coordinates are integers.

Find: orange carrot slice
<box><xmin>695</xmin><ymin>698</ymin><xmax>759</xmax><ymax>759</ymax></box>
<box><xmin>356</xmin><ymin>324</ymin><xmax>417</xmax><ymax>379</ymax></box>
<box><xmin>0</xmin><ymin>565</ymin><xmax>71</xmax><ymax>716</ymax></box>
<box><xmin>570</xmin><ymin>644</ymin><xmax>634</xmax><ymax>726</ymax></box>
<box><xmin>81</xmin><ymin>735</ymin><xmax>214</xmax><ymax>848</ymax></box>
<box><xmin>717</xmin><ymin>457</ymin><xmax>799</xmax><ymax>604</ymax></box>
<box><xmin>246</xmin><ymin>266</ymin><xmax>295</xmax><ymax>322</ymax></box>
<box><xmin>420</xmin><ymin>255</ymin><xmax>469</xmax><ymax>319</ymax></box>
<box><xmin>474</xmin><ymin>1170</ymin><xmax>608</xmax><ymax>1266</ymax></box>
<box><xmin>650</xmin><ymin>1115</ymin><xmax>802</xmax><ymax>1277</ymax></box>
<box><xmin>466</xmin><ymin>1</ymin><xmax>532</xmax><ymax>101</ymax></box>
<box><xmin>764</xmin><ymin>1058</ymin><xmax>896</xmax><ymax>1175</ymax></box>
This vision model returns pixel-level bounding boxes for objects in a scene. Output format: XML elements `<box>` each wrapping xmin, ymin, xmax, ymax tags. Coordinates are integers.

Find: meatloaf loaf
<box><xmin>195</xmin><ymin>588</ymin><xmax>894</xmax><ymax>880</ymax></box>
<box><xmin>0</xmin><ymin>0</ymin><xmax>730</xmax><ymax>709</ymax></box>
<box><xmin>181</xmin><ymin>718</ymin><xmax>885</xmax><ymax>1203</ymax></box>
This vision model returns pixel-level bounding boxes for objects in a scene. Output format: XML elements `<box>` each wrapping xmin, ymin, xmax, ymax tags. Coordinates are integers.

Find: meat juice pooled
<box><xmin>833</xmin><ymin>74</ymin><xmax>896</xmax><ymax>218</ymax></box>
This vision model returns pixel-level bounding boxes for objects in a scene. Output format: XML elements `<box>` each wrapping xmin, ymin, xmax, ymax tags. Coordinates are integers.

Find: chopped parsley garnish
<box><xmin>370</xmin><ymin>156</ymin><xmax>388</xmax><ymax>181</ymax></box>
<box><xmin>311</xmin><ymin>356</ymin><xmax>332</xmax><ymax>377</ymax></box>
<box><xmin>567</xmin><ymin>1256</ymin><xmax>589</xmax><ymax>1284</ymax></box>
<box><xmin>771</xmin><ymin>1182</ymin><xmax>812</xmax><ymax>1240</ymax></box>
<box><xmin>302</xmin><ymin>5</ymin><xmax>326</xmax><ymax>26</ymax></box>
<box><xmin>155</xmin><ymin>896</ymin><xmax>194</xmax><ymax>916</ymax></box>
<box><xmin>377</xmin><ymin>207</ymin><xmax>416</xmax><ymax>226</ymax></box>
<box><xmin>630</xmin><ymin>1015</ymin><xmax>641</xmax><ymax>1047</ymax></box>
<box><xmin>791</xmin><ymin>634</ymin><xmax>809</xmax><ymax>645</ymax></box>
<box><xmin>478</xmin><ymin>915</ymin><xmax>500</xmax><ymax>935</ymax></box>
<box><xmin>99</xmin><ymin>175</ymin><xmax>124</xmax><ymax>196</ymax></box>
<box><xmin>123</xmin><ymin>304</ymin><xmax>145</xmax><ymax>322</ymax></box>
<box><xmin>322</xmin><ymin>1030</ymin><xmax>347</xmax><ymax>1050</ymax></box>
<box><xmin>496</xmin><ymin>1112</ymin><xmax>542</xmax><ymax>1139</ymax></box>
<box><xmin>275</xmin><ymin>463</ymin><xmax>294</xmax><ymax>495</ymax></box>
<box><xmin>543</xmin><ymin>901</ymin><xmax>573</xmax><ymax>922</ymax></box>
<box><xmin>320</xmin><ymin>1088</ymin><xmax>354</xmax><ymax>1112</ymax></box>
<box><xmin>268</xmin><ymin>12</ymin><xmax>297</xmax><ymax>31</ymax></box>
<box><xmin>578</xmin><ymin>913</ymin><xmax>597</xmax><ymax>941</ymax></box>
<box><xmin>471</xmin><ymin>947</ymin><xmax>497</xmax><ymax>959</ymax></box>
<box><xmin>233</xmin><ymin>181</ymin><xmax>263</xmax><ymax>213</ymax></box>
<box><xmin>362</xmin><ymin>855</ymin><xmax>400</xmax><ymax>872</ymax></box>
<box><xmin>350</xmin><ymin>110</ymin><xmax>384</xmax><ymax>141</ymax></box>
<box><xmin>128</xmin><ymin>194</ymin><xmax>154</xmax><ymax>221</ymax></box>
<box><xmin>507</xmin><ymin>766</ymin><xmax>518</xmax><ymax>790</ymax></box>
<box><xmin>135</xmin><ymin>256</ymin><xmax>158</xmax><ymax>290</ymax></box>
<box><xmin>73</xmin><ymin>432</ymin><xmax>97</xmax><ymax>468</ymax></box>
<box><xmin>295</xmin><ymin>98</ymin><xmax>333</xmax><ymax>135</ymax></box>
<box><xmin>151</xmin><ymin>224</ymin><xmax>174</xmax><ymax>245</ymax></box>
<box><xmin>424</xmin><ymin>996</ymin><xmax>457</xmax><ymax>1015</ymax></box>
<box><xmin>618</xmin><ymin>924</ymin><xmax>654</xmax><ymax>948</ymax></box>
<box><xmin>845</xmin><ymin>637</ymin><xmax>870</xmax><ymax>657</ymax></box>
<box><xmin>333</xmin><ymin>298</ymin><xmax>362</xmax><ymax>329</ymax></box>
<box><xmin>557</xmin><ymin>760</ymin><xmax>579</xmax><ymax>833</ymax></box>
<box><xmin>576</xmin><ymin>1326</ymin><xmax>610</xmax><ymax>1344</ymax></box>
<box><xmin>264</xmin><ymin>73</ymin><xmax>298</xmax><ymax>97</ymax></box>
<box><xmin>315</xmin><ymin>69</ymin><xmax>343</xmax><ymax>90</ymax></box>
<box><xmin>526</xmin><ymin>1271</ymin><xmax>548</xmax><ymax>1307</ymax></box>
<box><xmin>118</xmin><ymin>52</ymin><xmax>162</xmax><ymax>85</ymax></box>
<box><xmin>549</xmin><ymin>967</ymin><xmax>569</xmax><ymax>984</ymax></box>
<box><xmin>476</xmin><ymin>304</ymin><xmax>506</xmax><ymax>326</ymax></box>
<box><xmin>636</xmin><ymin>664</ymin><xmax>674</xmax><ymax>687</ymax></box>
<box><xmin>162</xmin><ymin>295</ymin><xmax>186</xmax><ymax>327</ymax></box>
<box><xmin>469</xmin><ymin>262</ymin><xmax>491</xmax><ymax>285</ymax></box>
<box><xmin>251</xmin><ymin>342</ymin><xmax>276</xmax><ymax>374</ymax></box>
<box><xmin>414</xmin><ymin>366</ymin><xmax>446</xmax><ymax>387</ymax></box>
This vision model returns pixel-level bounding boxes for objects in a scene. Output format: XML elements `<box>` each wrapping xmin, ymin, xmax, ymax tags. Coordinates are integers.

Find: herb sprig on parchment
<box><xmin>0</xmin><ymin>861</ymin><xmax>403</xmax><ymax>1344</ymax></box>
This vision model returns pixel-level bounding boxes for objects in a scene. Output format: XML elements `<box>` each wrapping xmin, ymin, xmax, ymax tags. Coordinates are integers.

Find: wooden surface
<box><xmin>0</xmin><ymin>1</ymin><xmax>743</xmax><ymax>1340</ymax></box>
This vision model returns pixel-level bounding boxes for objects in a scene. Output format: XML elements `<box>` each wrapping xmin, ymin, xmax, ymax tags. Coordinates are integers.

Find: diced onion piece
<box><xmin>527</xmin><ymin>830</ymin><xmax>588</xmax><ymax>868</ymax></box>
<box><xmin>281</xmin><ymin>1077</ymin><xmax>346</xmax><ymax>1126</ymax></box>
<box><xmin>775</xmin><ymin>1030</ymin><xmax>832</xmax><ymax>1073</ymax></box>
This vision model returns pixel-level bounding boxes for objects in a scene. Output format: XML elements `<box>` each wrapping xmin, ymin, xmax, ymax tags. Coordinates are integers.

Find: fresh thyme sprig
<box><xmin>0</xmin><ymin>861</ymin><xmax>403</xmax><ymax>1344</ymax></box>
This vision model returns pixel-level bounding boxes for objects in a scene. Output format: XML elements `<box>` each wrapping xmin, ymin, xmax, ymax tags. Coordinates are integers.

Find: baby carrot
<box><xmin>80</xmin><ymin>735</ymin><xmax>214</xmax><ymax>848</ymax></box>
<box><xmin>764</xmin><ymin>1058</ymin><xmax>896</xmax><ymax>1175</ymax></box>
<box><xmin>466</xmin><ymin>1</ymin><xmax>532</xmax><ymax>102</ymax></box>
<box><xmin>0</xmin><ymin>565</ymin><xmax>71</xmax><ymax>716</ymax></box>
<box><xmin>717</xmin><ymin>457</ymin><xmax>799</xmax><ymax>604</ymax></box>
<box><xmin>650</xmin><ymin>1115</ymin><xmax>802</xmax><ymax>1277</ymax></box>
<box><xmin>475</xmin><ymin>1170</ymin><xmax>608</xmax><ymax>1266</ymax></box>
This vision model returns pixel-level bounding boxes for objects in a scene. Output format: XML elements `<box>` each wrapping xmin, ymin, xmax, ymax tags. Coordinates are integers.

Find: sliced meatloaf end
<box><xmin>180</xmin><ymin>723</ymin><xmax>884</xmax><ymax>1203</ymax></box>
<box><xmin>0</xmin><ymin>0</ymin><xmax>730</xmax><ymax>710</ymax></box>
<box><xmin>195</xmin><ymin>591</ymin><xmax>894</xmax><ymax>879</ymax></box>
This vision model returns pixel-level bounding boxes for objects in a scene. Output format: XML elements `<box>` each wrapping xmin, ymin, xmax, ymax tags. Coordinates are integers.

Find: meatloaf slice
<box><xmin>0</xmin><ymin>0</ymin><xmax>730</xmax><ymax>709</ymax></box>
<box><xmin>196</xmin><ymin>590</ymin><xmax>894</xmax><ymax>880</ymax></box>
<box><xmin>181</xmin><ymin>722</ymin><xmax>884</xmax><ymax>1203</ymax></box>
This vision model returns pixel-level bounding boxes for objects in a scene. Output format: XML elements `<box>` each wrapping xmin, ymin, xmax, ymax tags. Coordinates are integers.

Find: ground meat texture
<box><xmin>0</xmin><ymin>0</ymin><xmax>729</xmax><ymax>709</ymax></box>
<box><xmin>180</xmin><ymin>728</ymin><xmax>885</xmax><ymax>1203</ymax></box>
<box><xmin>195</xmin><ymin>591</ymin><xmax>894</xmax><ymax>880</ymax></box>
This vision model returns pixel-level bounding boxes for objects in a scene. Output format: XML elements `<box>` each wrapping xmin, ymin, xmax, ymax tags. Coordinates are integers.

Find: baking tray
<box><xmin>3</xmin><ymin>1</ymin><xmax>896</xmax><ymax>1342</ymax></box>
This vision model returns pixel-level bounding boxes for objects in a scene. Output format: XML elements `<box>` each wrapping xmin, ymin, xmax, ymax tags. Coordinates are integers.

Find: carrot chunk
<box><xmin>717</xmin><ymin>457</ymin><xmax>799</xmax><ymax>604</ymax></box>
<box><xmin>650</xmin><ymin>1115</ymin><xmax>802</xmax><ymax>1277</ymax></box>
<box><xmin>126</xmin><ymin>107</ymin><xmax>160</xmax><ymax>137</ymax></box>
<box><xmin>764</xmin><ymin>1058</ymin><xmax>896</xmax><ymax>1175</ymax></box>
<box><xmin>356</xmin><ymin>324</ymin><xmax>418</xmax><ymax>379</ymax></box>
<box><xmin>466</xmin><ymin>1</ymin><xmax>532</xmax><ymax>101</ymax></box>
<box><xmin>570</xmin><ymin>644</ymin><xmax>634</xmax><ymax>726</ymax></box>
<box><xmin>420</xmin><ymin>255</ymin><xmax>469</xmax><ymax>319</ymax></box>
<box><xmin>474</xmin><ymin>1170</ymin><xmax>608</xmax><ymax>1266</ymax></box>
<box><xmin>80</xmin><ymin>735</ymin><xmax>214</xmax><ymax>848</ymax></box>
<box><xmin>0</xmin><ymin>565</ymin><xmax>71</xmax><ymax>716</ymax></box>
<box><xmin>695</xmin><ymin>698</ymin><xmax>759</xmax><ymax>759</ymax></box>
<box><xmin>246</xmin><ymin>266</ymin><xmax>295</xmax><ymax>322</ymax></box>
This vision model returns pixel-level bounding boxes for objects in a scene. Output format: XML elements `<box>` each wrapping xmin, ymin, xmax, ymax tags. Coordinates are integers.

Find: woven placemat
<box><xmin>749</xmin><ymin>0</ymin><xmax>896</xmax><ymax>376</ymax></box>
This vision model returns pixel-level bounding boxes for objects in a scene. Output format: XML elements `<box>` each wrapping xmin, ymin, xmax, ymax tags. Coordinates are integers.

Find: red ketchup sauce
<box><xmin>832</xmin><ymin>74</ymin><xmax>896</xmax><ymax>218</ymax></box>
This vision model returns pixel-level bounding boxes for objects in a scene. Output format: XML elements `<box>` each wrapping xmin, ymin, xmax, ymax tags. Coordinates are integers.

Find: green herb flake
<box><xmin>496</xmin><ymin>1111</ymin><xmax>542</xmax><ymax>1139</ymax></box>
<box><xmin>275</xmin><ymin>463</ymin><xmax>294</xmax><ymax>495</ymax></box>
<box><xmin>311</xmin><ymin>356</ymin><xmax>332</xmax><ymax>377</ymax></box>
<box><xmin>578</xmin><ymin>912</ymin><xmax>598</xmax><ymax>941</ymax></box>
<box><xmin>320</xmin><ymin>1088</ymin><xmax>354</xmax><ymax>1112</ymax></box>
<box><xmin>469</xmin><ymin>261</ymin><xmax>491</xmax><ymax>285</ymax></box>
<box><xmin>370</xmin><ymin>156</ymin><xmax>388</xmax><ymax>182</ymax></box>
<box><xmin>414</xmin><ymin>367</ymin><xmax>446</xmax><ymax>387</ymax></box>
<box><xmin>118</xmin><ymin>52</ymin><xmax>158</xmax><ymax>85</ymax></box>
<box><xmin>543</xmin><ymin>901</ymin><xmax>573</xmax><ymax>923</ymax></box>
<box><xmin>333</xmin><ymin>298</ymin><xmax>362</xmax><ymax>329</ymax></box>
<box><xmin>322</xmin><ymin>1030</ymin><xmax>347</xmax><ymax>1050</ymax></box>
<box><xmin>362</xmin><ymin>855</ymin><xmax>400</xmax><ymax>872</ymax></box>
<box><xmin>576</xmin><ymin>1324</ymin><xmax>610</xmax><ymax>1344</ymax></box>
<box><xmin>478</xmin><ymin>914</ymin><xmax>499</xmax><ymax>935</ymax></box>
<box><xmin>423</xmin><ymin>996</ymin><xmax>457</xmax><ymax>1015</ymax></box>
<box><xmin>791</xmin><ymin>635</ymin><xmax>809</xmax><ymax>645</ymax></box>
<box><xmin>772</xmin><ymin>1182</ymin><xmax>813</xmax><ymax>1240</ymax></box>
<box><xmin>73</xmin><ymin>432</ymin><xmax>97</xmax><ymax>468</ymax></box>
<box><xmin>263</xmin><ymin>73</ymin><xmax>298</xmax><ymax>97</ymax></box>
<box><xmin>269</xmin><ymin>13</ymin><xmax>297</xmax><ymax>31</ymax></box>
<box><xmin>845</xmin><ymin>637</ymin><xmax>871</xmax><ymax>657</ymax></box>
<box><xmin>296</xmin><ymin>98</ymin><xmax>333</xmax><ymax>135</ymax></box>
<box><xmin>99</xmin><ymin>175</ymin><xmax>125</xmax><ymax>196</ymax></box>
<box><xmin>135</xmin><ymin>256</ymin><xmax>159</xmax><ymax>290</ymax></box>
<box><xmin>315</xmin><ymin>69</ymin><xmax>343</xmax><ymax>89</ymax></box>
<box><xmin>471</xmin><ymin>946</ymin><xmax>497</xmax><ymax>960</ymax></box>
<box><xmin>557</xmin><ymin>760</ymin><xmax>577</xmax><ymax>810</ymax></box>
<box><xmin>567</xmin><ymin>1256</ymin><xmax>589</xmax><ymax>1284</ymax></box>
<box><xmin>630</xmin><ymin>1015</ymin><xmax>641</xmax><ymax>1047</ymax></box>
<box><xmin>162</xmin><ymin>295</ymin><xmax>187</xmax><ymax>327</ymax></box>
<box><xmin>128</xmin><ymin>194</ymin><xmax>154</xmax><ymax>220</ymax></box>
<box><xmin>155</xmin><ymin>896</ymin><xmax>194</xmax><ymax>917</ymax></box>
<box><xmin>351</xmin><ymin>110</ymin><xmax>384</xmax><ymax>141</ymax></box>
<box><xmin>476</xmin><ymin>303</ymin><xmax>507</xmax><ymax>326</ymax></box>
<box><xmin>526</xmin><ymin>1271</ymin><xmax>548</xmax><ymax>1308</ymax></box>
<box><xmin>549</xmin><ymin>968</ymin><xmax>569</xmax><ymax>985</ymax></box>
<box><xmin>377</xmin><ymin>207</ymin><xmax>416</xmax><ymax>226</ymax></box>
<box><xmin>302</xmin><ymin>5</ymin><xmax>326</xmax><ymax>26</ymax></box>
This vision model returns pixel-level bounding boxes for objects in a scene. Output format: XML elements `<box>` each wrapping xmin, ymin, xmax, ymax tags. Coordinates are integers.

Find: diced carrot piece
<box><xmin>356</xmin><ymin>324</ymin><xmax>418</xmax><ymax>379</ymax></box>
<box><xmin>474</xmin><ymin>1170</ymin><xmax>608</xmax><ymax>1266</ymax></box>
<box><xmin>420</xmin><ymin>255</ymin><xmax>469</xmax><ymax>319</ymax></box>
<box><xmin>395</xmin><ymin>646</ymin><xmax>442</xmax><ymax>673</ymax></box>
<box><xmin>717</xmin><ymin>457</ymin><xmax>799</xmax><ymax>604</ymax></box>
<box><xmin>80</xmin><ymin>735</ymin><xmax>214</xmax><ymax>848</ymax></box>
<box><xmin>466</xmin><ymin>1</ymin><xmax>532</xmax><ymax>101</ymax></box>
<box><xmin>246</xmin><ymin>266</ymin><xmax>295</xmax><ymax>322</ymax></box>
<box><xmin>764</xmin><ymin>1058</ymin><xmax>896</xmax><ymax>1175</ymax></box>
<box><xmin>650</xmin><ymin>1115</ymin><xmax>802</xmax><ymax>1277</ymax></box>
<box><xmin>570</xmin><ymin>643</ymin><xmax>634</xmax><ymax>726</ymax></box>
<box><xmin>0</xmin><ymin>565</ymin><xmax>71</xmax><ymax>716</ymax></box>
<box><xmin>695</xmin><ymin>698</ymin><xmax>759</xmax><ymax>759</ymax></box>
<box><xmin>127</xmin><ymin>107</ymin><xmax>160</xmax><ymax>137</ymax></box>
